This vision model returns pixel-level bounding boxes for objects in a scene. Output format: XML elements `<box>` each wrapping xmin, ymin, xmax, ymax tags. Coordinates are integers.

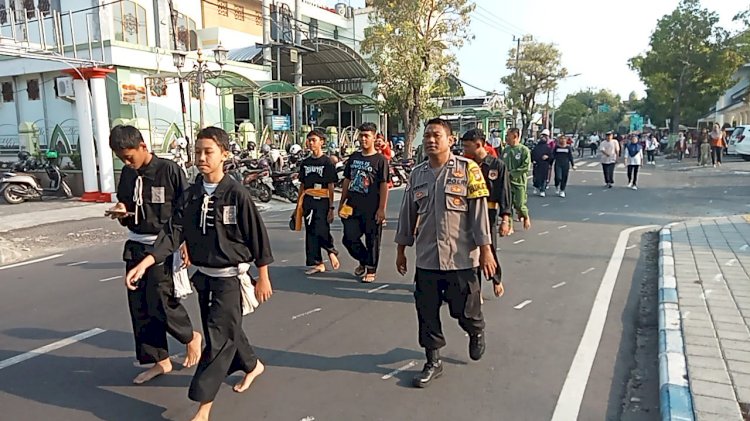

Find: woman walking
<box><xmin>699</xmin><ymin>129</ymin><xmax>711</xmax><ymax>167</ymax></box>
<box><xmin>551</xmin><ymin>135</ymin><xmax>575</xmax><ymax>198</ymax></box>
<box><xmin>645</xmin><ymin>134</ymin><xmax>658</xmax><ymax>165</ymax></box>
<box><xmin>709</xmin><ymin>123</ymin><xmax>726</xmax><ymax>167</ymax></box>
<box><xmin>626</xmin><ymin>135</ymin><xmax>644</xmax><ymax>190</ymax></box>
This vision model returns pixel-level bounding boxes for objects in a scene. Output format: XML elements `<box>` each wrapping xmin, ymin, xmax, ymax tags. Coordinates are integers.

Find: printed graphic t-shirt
<box><xmin>343</xmin><ymin>151</ymin><xmax>389</xmax><ymax>214</ymax></box>
<box><xmin>299</xmin><ymin>155</ymin><xmax>337</xmax><ymax>189</ymax></box>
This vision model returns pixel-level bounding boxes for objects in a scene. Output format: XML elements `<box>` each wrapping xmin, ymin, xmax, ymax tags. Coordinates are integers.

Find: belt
<box><xmin>294</xmin><ymin>188</ymin><xmax>330</xmax><ymax>231</ymax></box>
<box><xmin>195</xmin><ymin>263</ymin><xmax>259</xmax><ymax>315</ymax></box>
<box><xmin>487</xmin><ymin>202</ymin><xmax>498</xmax><ymax>209</ymax></box>
<box><xmin>127</xmin><ymin>231</ymin><xmax>158</xmax><ymax>246</ymax></box>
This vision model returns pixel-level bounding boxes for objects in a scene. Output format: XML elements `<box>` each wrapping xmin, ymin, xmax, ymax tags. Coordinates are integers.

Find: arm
<box><xmin>498</xmin><ymin>164</ymin><xmax>512</xmax><ymax>219</ymax></box>
<box><xmin>394</xmin><ymin>178</ymin><xmax>418</xmax><ymax>247</ymax></box>
<box><xmin>376</xmin><ymin>158</ymin><xmax>389</xmax><ymax>223</ymax></box>
<box><xmin>338</xmin><ymin>160</ymin><xmax>352</xmax><ymax>211</ymax></box>
<box><xmin>238</xmin><ymin>194</ymin><xmax>275</xmax><ymax>268</ymax></box>
<box><xmin>569</xmin><ymin>147</ymin><xmax>575</xmax><ymax>166</ymax></box>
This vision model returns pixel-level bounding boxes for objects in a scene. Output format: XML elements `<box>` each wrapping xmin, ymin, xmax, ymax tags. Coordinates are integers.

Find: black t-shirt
<box><xmin>298</xmin><ymin>155</ymin><xmax>337</xmax><ymax>189</ymax></box>
<box><xmin>343</xmin><ymin>151</ymin><xmax>388</xmax><ymax>213</ymax></box>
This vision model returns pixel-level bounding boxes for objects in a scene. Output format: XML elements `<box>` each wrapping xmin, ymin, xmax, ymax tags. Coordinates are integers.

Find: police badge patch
<box><xmin>488</xmin><ymin>170</ymin><xmax>498</xmax><ymax>180</ymax></box>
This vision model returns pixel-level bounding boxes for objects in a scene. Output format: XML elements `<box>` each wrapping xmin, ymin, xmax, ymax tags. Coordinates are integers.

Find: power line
<box><xmin>475</xmin><ymin>4</ymin><xmax>529</xmax><ymax>36</ymax></box>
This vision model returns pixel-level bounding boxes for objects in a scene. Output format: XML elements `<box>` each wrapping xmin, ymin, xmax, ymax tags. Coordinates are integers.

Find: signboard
<box><xmin>120</xmin><ymin>83</ymin><xmax>147</xmax><ymax>105</ymax></box>
<box><xmin>271</xmin><ymin>115</ymin><xmax>291</xmax><ymax>131</ymax></box>
<box><xmin>597</xmin><ymin>104</ymin><xmax>610</xmax><ymax>113</ymax></box>
<box><xmin>630</xmin><ymin>113</ymin><xmax>644</xmax><ymax>132</ymax></box>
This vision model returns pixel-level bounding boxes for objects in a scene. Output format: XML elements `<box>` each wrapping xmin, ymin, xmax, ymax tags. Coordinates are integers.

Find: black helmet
<box><xmin>17</xmin><ymin>151</ymin><xmax>30</xmax><ymax>160</ymax></box>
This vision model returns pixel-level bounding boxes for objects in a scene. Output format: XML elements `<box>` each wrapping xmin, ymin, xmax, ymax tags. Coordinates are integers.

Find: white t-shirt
<box><xmin>203</xmin><ymin>181</ymin><xmax>219</xmax><ymax>195</ymax></box>
<box><xmin>625</xmin><ymin>146</ymin><xmax>643</xmax><ymax>166</ymax></box>
<box><xmin>599</xmin><ymin>140</ymin><xmax>619</xmax><ymax>164</ymax></box>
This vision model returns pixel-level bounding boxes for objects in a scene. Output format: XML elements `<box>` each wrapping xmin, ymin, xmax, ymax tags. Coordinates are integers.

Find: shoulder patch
<box><xmin>466</xmin><ymin>160</ymin><xmax>489</xmax><ymax>199</ymax></box>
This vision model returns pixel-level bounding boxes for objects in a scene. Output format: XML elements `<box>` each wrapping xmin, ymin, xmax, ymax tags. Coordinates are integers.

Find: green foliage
<box><xmin>501</xmin><ymin>38</ymin><xmax>567</xmax><ymax>138</ymax></box>
<box><xmin>361</xmin><ymin>0</ymin><xmax>475</xmax><ymax>157</ymax></box>
<box><xmin>630</xmin><ymin>0</ymin><xmax>743</xmax><ymax>130</ymax></box>
<box><xmin>554</xmin><ymin>89</ymin><xmax>626</xmax><ymax>134</ymax></box>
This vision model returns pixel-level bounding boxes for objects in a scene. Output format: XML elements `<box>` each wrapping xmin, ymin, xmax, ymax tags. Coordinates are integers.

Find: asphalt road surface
<box><xmin>0</xmin><ymin>155</ymin><xmax>747</xmax><ymax>421</ymax></box>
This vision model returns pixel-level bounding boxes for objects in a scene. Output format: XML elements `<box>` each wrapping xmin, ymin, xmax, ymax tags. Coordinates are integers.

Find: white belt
<box><xmin>195</xmin><ymin>263</ymin><xmax>259</xmax><ymax>315</ymax></box>
<box><xmin>128</xmin><ymin>231</ymin><xmax>158</xmax><ymax>246</ymax></box>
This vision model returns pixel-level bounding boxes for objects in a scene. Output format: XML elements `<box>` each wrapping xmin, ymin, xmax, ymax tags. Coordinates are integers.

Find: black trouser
<box><xmin>647</xmin><ymin>150</ymin><xmax>655</xmax><ymax>163</ymax></box>
<box><xmin>627</xmin><ymin>165</ymin><xmax>640</xmax><ymax>185</ymax></box>
<box><xmin>590</xmin><ymin>145</ymin><xmax>597</xmax><ymax>156</ymax></box>
<box><xmin>303</xmin><ymin>197</ymin><xmax>337</xmax><ymax>267</ymax></box>
<box><xmin>554</xmin><ymin>163</ymin><xmax>570</xmax><ymax>191</ymax></box>
<box><xmin>189</xmin><ymin>272</ymin><xmax>258</xmax><ymax>403</ymax></box>
<box><xmin>677</xmin><ymin>150</ymin><xmax>684</xmax><ymax>161</ymax></box>
<box><xmin>602</xmin><ymin>163</ymin><xmax>615</xmax><ymax>185</ymax></box>
<box><xmin>415</xmin><ymin>268</ymin><xmax>485</xmax><ymax>350</ymax></box>
<box><xmin>532</xmin><ymin>163</ymin><xmax>549</xmax><ymax>191</ymax></box>
<box><xmin>123</xmin><ymin>241</ymin><xmax>194</xmax><ymax>365</ymax></box>
<box><xmin>577</xmin><ymin>147</ymin><xmax>585</xmax><ymax>158</ymax></box>
<box><xmin>711</xmin><ymin>146</ymin><xmax>723</xmax><ymax>164</ymax></box>
<box><xmin>342</xmin><ymin>208</ymin><xmax>382</xmax><ymax>273</ymax></box>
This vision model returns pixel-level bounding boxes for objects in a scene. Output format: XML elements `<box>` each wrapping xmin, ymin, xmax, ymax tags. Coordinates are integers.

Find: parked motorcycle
<box><xmin>390</xmin><ymin>163</ymin><xmax>409</xmax><ymax>188</ymax></box>
<box><xmin>1</xmin><ymin>151</ymin><xmax>73</xmax><ymax>204</ymax></box>
<box><xmin>270</xmin><ymin>171</ymin><xmax>300</xmax><ymax>203</ymax></box>
<box><xmin>243</xmin><ymin>169</ymin><xmax>273</xmax><ymax>203</ymax></box>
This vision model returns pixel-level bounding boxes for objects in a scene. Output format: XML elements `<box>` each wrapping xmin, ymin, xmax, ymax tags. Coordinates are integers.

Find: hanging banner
<box><xmin>120</xmin><ymin>83</ymin><xmax>147</xmax><ymax>105</ymax></box>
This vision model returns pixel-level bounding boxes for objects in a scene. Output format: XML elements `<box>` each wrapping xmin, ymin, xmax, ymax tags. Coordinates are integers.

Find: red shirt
<box><xmin>484</xmin><ymin>144</ymin><xmax>498</xmax><ymax>157</ymax></box>
<box><xmin>379</xmin><ymin>144</ymin><xmax>393</xmax><ymax>160</ymax></box>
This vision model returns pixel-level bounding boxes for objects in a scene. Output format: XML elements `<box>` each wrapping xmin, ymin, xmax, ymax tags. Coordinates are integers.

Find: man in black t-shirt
<box><xmin>295</xmin><ymin>129</ymin><xmax>340</xmax><ymax>275</ymax></box>
<box><xmin>339</xmin><ymin>122</ymin><xmax>389</xmax><ymax>283</ymax></box>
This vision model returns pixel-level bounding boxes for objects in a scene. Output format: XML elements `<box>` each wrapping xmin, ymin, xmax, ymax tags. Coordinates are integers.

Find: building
<box><xmin>698</xmin><ymin>63</ymin><xmax>750</xmax><ymax>128</ymax></box>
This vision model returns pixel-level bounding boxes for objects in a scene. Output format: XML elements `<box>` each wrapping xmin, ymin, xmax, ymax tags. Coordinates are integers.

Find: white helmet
<box><xmin>541</xmin><ymin>129</ymin><xmax>550</xmax><ymax>136</ymax></box>
<box><xmin>289</xmin><ymin>144</ymin><xmax>302</xmax><ymax>155</ymax></box>
<box><xmin>175</xmin><ymin>137</ymin><xmax>188</xmax><ymax>148</ymax></box>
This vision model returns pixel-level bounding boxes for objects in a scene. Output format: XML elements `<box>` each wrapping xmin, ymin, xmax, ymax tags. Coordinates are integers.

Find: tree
<box><xmin>630</xmin><ymin>0</ymin><xmax>743</xmax><ymax>131</ymax></box>
<box><xmin>361</xmin><ymin>0</ymin><xmax>474</xmax><ymax>157</ymax></box>
<box><xmin>554</xmin><ymin>89</ymin><xmax>625</xmax><ymax>134</ymax></box>
<box><xmin>554</xmin><ymin>97</ymin><xmax>588</xmax><ymax>133</ymax></box>
<box><xmin>502</xmin><ymin>38</ymin><xmax>567</xmax><ymax>138</ymax></box>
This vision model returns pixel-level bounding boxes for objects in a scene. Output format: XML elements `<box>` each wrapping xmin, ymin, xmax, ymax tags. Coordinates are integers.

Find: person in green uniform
<box><xmin>502</xmin><ymin>128</ymin><xmax>532</xmax><ymax>232</ymax></box>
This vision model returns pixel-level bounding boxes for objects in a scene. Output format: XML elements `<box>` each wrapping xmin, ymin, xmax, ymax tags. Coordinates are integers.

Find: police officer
<box><xmin>395</xmin><ymin>118</ymin><xmax>498</xmax><ymax>388</ymax></box>
<box><xmin>461</xmin><ymin>129</ymin><xmax>510</xmax><ymax>297</ymax></box>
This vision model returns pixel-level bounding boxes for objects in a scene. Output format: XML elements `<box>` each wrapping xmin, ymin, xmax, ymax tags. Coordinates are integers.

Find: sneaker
<box><xmin>631</xmin><ymin>185</ymin><xmax>638</xmax><ymax>190</ymax></box>
<box><xmin>539</xmin><ymin>191</ymin><xmax>546</xmax><ymax>197</ymax></box>
<box><xmin>533</xmin><ymin>188</ymin><xmax>539</xmax><ymax>195</ymax></box>
<box><xmin>560</xmin><ymin>191</ymin><xmax>566</xmax><ymax>198</ymax></box>
<box><xmin>627</xmin><ymin>182</ymin><xmax>632</xmax><ymax>188</ymax></box>
<box><xmin>555</xmin><ymin>187</ymin><xmax>560</xmax><ymax>194</ymax></box>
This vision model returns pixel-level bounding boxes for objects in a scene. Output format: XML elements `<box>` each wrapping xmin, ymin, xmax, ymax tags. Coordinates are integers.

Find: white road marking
<box><xmin>381</xmin><ymin>361</ymin><xmax>417</xmax><ymax>380</ymax></box>
<box><xmin>558</xmin><ymin>225</ymin><xmax>568</xmax><ymax>229</ymax></box>
<box><xmin>598</xmin><ymin>212</ymin><xmax>606</xmax><ymax>216</ymax></box>
<box><xmin>551</xmin><ymin>224</ymin><xmax>657</xmax><ymax>421</ymax></box>
<box><xmin>367</xmin><ymin>284</ymin><xmax>390</xmax><ymax>294</ymax></box>
<box><xmin>542</xmin><ymin>204</ymin><xmax>550</xmax><ymax>207</ymax></box>
<box><xmin>726</xmin><ymin>259</ymin><xmax>737</xmax><ymax>267</ymax></box>
<box><xmin>514</xmin><ymin>300</ymin><xmax>533</xmax><ymax>310</ymax></box>
<box><xmin>79</xmin><ymin>228</ymin><xmax>102</xmax><ymax>234</ymax></box>
<box><xmin>617</xmin><ymin>163</ymin><xmax>625</xmax><ymax>168</ymax></box>
<box><xmin>581</xmin><ymin>267</ymin><xmax>595</xmax><ymax>275</ymax></box>
<box><xmin>714</xmin><ymin>274</ymin><xmax>724</xmax><ymax>283</ymax></box>
<box><xmin>281</xmin><ymin>259</ymin><xmax>289</xmax><ymax>263</ymax></box>
<box><xmin>587</xmin><ymin>193</ymin><xmax>593</xmax><ymax>196</ymax></box>
<box><xmin>98</xmin><ymin>276</ymin><xmax>120</xmax><ymax>282</ymax></box>
<box><xmin>626</xmin><ymin>245</ymin><xmax>637</xmax><ymax>250</ymax></box>
<box><xmin>740</xmin><ymin>244</ymin><xmax>749</xmax><ymax>252</ymax></box>
<box><xmin>0</xmin><ymin>253</ymin><xmax>64</xmax><ymax>271</ymax></box>
<box><xmin>709</xmin><ymin>200</ymin><xmax>713</xmax><ymax>204</ymax></box>
<box><xmin>539</xmin><ymin>231</ymin><xmax>549</xmax><ymax>236</ymax></box>
<box><xmin>292</xmin><ymin>308</ymin><xmax>322</xmax><ymax>320</ymax></box>
<box><xmin>576</xmin><ymin>169</ymin><xmax>652</xmax><ymax>175</ymax></box>
<box><xmin>724</xmin><ymin>191</ymin><xmax>728</xmax><ymax>194</ymax></box>
<box><xmin>513</xmin><ymin>239</ymin><xmax>525</xmax><ymax>244</ymax></box>
<box><xmin>67</xmin><ymin>260</ymin><xmax>88</xmax><ymax>266</ymax></box>
<box><xmin>0</xmin><ymin>328</ymin><xmax>106</xmax><ymax>370</ymax></box>
<box><xmin>582</xmin><ymin>218</ymin><xmax>590</xmax><ymax>221</ymax></box>
<box><xmin>582</xmin><ymin>180</ymin><xmax>588</xmax><ymax>183</ymax></box>
<box><xmin>552</xmin><ymin>282</ymin><xmax>566</xmax><ymax>289</ymax></box>
<box><xmin>624</xmin><ymin>205</ymin><xmax>629</xmax><ymax>208</ymax></box>
<box><xmin>300</xmin><ymin>417</ymin><xmax>316</xmax><ymax>421</ymax></box>
<box><xmin>587</xmin><ymin>162</ymin><xmax>598</xmax><ymax>168</ymax></box>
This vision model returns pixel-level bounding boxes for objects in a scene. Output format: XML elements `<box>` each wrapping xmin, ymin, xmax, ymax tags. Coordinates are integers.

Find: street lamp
<box><xmin>172</xmin><ymin>44</ymin><xmax>228</xmax><ymax>131</ymax></box>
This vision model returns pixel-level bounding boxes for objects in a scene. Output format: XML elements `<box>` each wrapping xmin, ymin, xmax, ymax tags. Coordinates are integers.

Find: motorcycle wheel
<box><xmin>257</xmin><ymin>184</ymin><xmax>272</xmax><ymax>203</ymax></box>
<box><xmin>3</xmin><ymin>184</ymin><xmax>26</xmax><ymax>204</ymax></box>
<box><xmin>391</xmin><ymin>176</ymin><xmax>403</xmax><ymax>188</ymax></box>
<box><xmin>62</xmin><ymin>181</ymin><xmax>73</xmax><ymax>199</ymax></box>
<box><xmin>287</xmin><ymin>188</ymin><xmax>299</xmax><ymax>203</ymax></box>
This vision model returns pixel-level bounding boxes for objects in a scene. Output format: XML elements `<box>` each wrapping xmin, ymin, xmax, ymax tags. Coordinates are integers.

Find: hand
<box><xmin>327</xmin><ymin>209</ymin><xmax>334</xmax><ymax>224</ymax></box>
<box><xmin>542</xmin><ymin>155</ymin><xmax>549</xmax><ymax>160</ymax></box>
<box><xmin>254</xmin><ymin>276</ymin><xmax>273</xmax><ymax>303</ymax></box>
<box><xmin>106</xmin><ymin>202</ymin><xmax>128</xmax><ymax>219</ymax></box>
<box><xmin>493</xmin><ymin>282</ymin><xmax>505</xmax><ymax>298</ymax></box>
<box><xmin>125</xmin><ymin>263</ymin><xmax>148</xmax><ymax>290</ymax></box>
<box><xmin>522</xmin><ymin>216</ymin><xmax>531</xmax><ymax>230</ymax></box>
<box><xmin>179</xmin><ymin>243</ymin><xmax>191</xmax><ymax>269</ymax></box>
<box><xmin>479</xmin><ymin>246</ymin><xmax>497</xmax><ymax>279</ymax></box>
<box><xmin>499</xmin><ymin>220</ymin><xmax>510</xmax><ymax>237</ymax></box>
<box><xmin>396</xmin><ymin>252</ymin><xmax>407</xmax><ymax>276</ymax></box>
<box><xmin>375</xmin><ymin>208</ymin><xmax>386</xmax><ymax>225</ymax></box>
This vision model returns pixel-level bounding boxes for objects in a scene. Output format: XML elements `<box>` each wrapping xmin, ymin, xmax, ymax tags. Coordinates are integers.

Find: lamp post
<box><xmin>172</xmin><ymin>44</ymin><xmax>228</xmax><ymax>131</ymax></box>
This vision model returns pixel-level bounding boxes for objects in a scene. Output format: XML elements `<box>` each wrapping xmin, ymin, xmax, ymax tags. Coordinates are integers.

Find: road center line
<box><xmin>292</xmin><ymin>308</ymin><xmax>322</xmax><ymax>320</ymax></box>
<box><xmin>0</xmin><ymin>328</ymin><xmax>106</xmax><ymax>370</ymax></box>
<box><xmin>381</xmin><ymin>361</ymin><xmax>417</xmax><ymax>380</ymax></box>
<box><xmin>626</xmin><ymin>245</ymin><xmax>636</xmax><ymax>250</ymax></box>
<box><xmin>587</xmin><ymin>193</ymin><xmax>593</xmax><ymax>196</ymax></box>
<box><xmin>367</xmin><ymin>284</ymin><xmax>390</xmax><ymax>294</ymax></box>
<box><xmin>79</xmin><ymin>228</ymin><xmax>102</xmax><ymax>234</ymax></box>
<box><xmin>0</xmin><ymin>253</ymin><xmax>64</xmax><ymax>271</ymax></box>
<box><xmin>581</xmin><ymin>267</ymin><xmax>595</xmax><ymax>275</ymax></box>
<box><xmin>538</xmin><ymin>231</ymin><xmax>549</xmax><ymax>236</ymax></box>
<box><xmin>67</xmin><ymin>260</ymin><xmax>88</xmax><ymax>267</ymax></box>
<box><xmin>550</xmin><ymin>224</ymin><xmax>657</xmax><ymax>421</ymax></box>
<box><xmin>558</xmin><ymin>225</ymin><xmax>567</xmax><ymax>229</ymax></box>
<box><xmin>514</xmin><ymin>300</ymin><xmax>532</xmax><ymax>310</ymax></box>
<box><xmin>513</xmin><ymin>239</ymin><xmax>525</xmax><ymax>244</ymax></box>
<box><xmin>552</xmin><ymin>282</ymin><xmax>566</xmax><ymax>289</ymax></box>
<box><xmin>597</xmin><ymin>212</ymin><xmax>606</xmax><ymax>216</ymax></box>
<box><xmin>98</xmin><ymin>276</ymin><xmax>121</xmax><ymax>282</ymax></box>
<box><xmin>582</xmin><ymin>218</ymin><xmax>590</xmax><ymax>221</ymax></box>
<box><xmin>542</xmin><ymin>204</ymin><xmax>550</xmax><ymax>207</ymax></box>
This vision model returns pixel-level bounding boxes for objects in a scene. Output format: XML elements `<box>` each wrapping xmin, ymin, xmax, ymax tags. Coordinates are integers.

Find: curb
<box><xmin>658</xmin><ymin>226</ymin><xmax>695</xmax><ymax>421</ymax></box>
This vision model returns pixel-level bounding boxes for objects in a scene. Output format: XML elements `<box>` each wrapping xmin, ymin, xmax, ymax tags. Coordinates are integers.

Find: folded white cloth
<box><xmin>194</xmin><ymin>263</ymin><xmax>260</xmax><ymax>315</ymax></box>
<box><xmin>171</xmin><ymin>250</ymin><xmax>193</xmax><ymax>299</ymax></box>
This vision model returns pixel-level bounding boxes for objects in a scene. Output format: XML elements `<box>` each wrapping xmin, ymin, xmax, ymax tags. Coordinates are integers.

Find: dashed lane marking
<box><xmin>381</xmin><ymin>361</ymin><xmax>417</xmax><ymax>380</ymax></box>
<box><xmin>587</xmin><ymin>193</ymin><xmax>593</xmax><ymax>196</ymax></box>
<box><xmin>0</xmin><ymin>253</ymin><xmax>64</xmax><ymax>271</ymax></box>
<box><xmin>542</xmin><ymin>204</ymin><xmax>550</xmax><ymax>207</ymax></box>
<box><xmin>598</xmin><ymin>212</ymin><xmax>606</xmax><ymax>216</ymax></box>
<box><xmin>292</xmin><ymin>308</ymin><xmax>322</xmax><ymax>320</ymax></box>
<box><xmin>552</xmin><ymin>282</ymin><xmax>566</xmax><ymax>289</ymax></box>
<box><xmin>581</xmin><ymin>267</ymin><xmax>595</xmax><ymax>275</ymax></box>
<box><xmin>98</xmin><ymin>276</ymin><xmax>120</xmax><ymax>282</ymax></box>
<box><xmin>513</xmin><ymin>239</ymin><xmax>525</xmax><ymax>244</ymax></box>
<box><xmin>558</xmin><ymin>225</ymin><xmax>568</xmax><ymax>229</ymax></box>
<box><xmin>367</xmin><ymin>284</ymin><xmax>390</xmax><ymax>294</ymax></box>
<box><xmin>539</xmin><ymin>231</ymin><xmax>549</xmax><ymax>236</ymax></box>
<box><xmin>67</xmin><ymin>261</ymin><xmax>88</xmax><ymax>266</ymax></box>
<box><xmin>582</xmin><ymin>218</ymin><xmax>590</xmax><ymax>221</ymax></box>
<box><xmin>514</xmin><ymin>300</ymin><xmax>532</xmax><ymax>310</ymax></box>
<box><xmin>0</xmin><ymin>328</ymin><xmax>106</xmax><ymax>370</ymax></box>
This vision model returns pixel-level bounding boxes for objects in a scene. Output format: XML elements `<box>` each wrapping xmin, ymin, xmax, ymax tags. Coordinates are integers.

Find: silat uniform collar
<box><xmin>136</xmin><ymin>154</ymin><xmax>160</xmax><ymax>179</ymax></box>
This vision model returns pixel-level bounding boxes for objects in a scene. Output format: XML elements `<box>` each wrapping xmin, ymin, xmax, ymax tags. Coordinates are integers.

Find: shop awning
<box><xmin>300</xmin><ymin>85</ymin><xmax>342</xmax><ymax>104</ymax></box>
<box><xmin>342</xmin><ymin>94</ymin><xmax>377</xmax><ymax>106</ymax></box>
<box><xmin>256</xmin><ymin>80</ymin><xmax>299</xmax><ymax>99</ymax></box>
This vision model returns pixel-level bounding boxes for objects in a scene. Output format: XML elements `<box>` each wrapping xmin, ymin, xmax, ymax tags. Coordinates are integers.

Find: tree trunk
<box><xmin>672</xmin><ymin>66</ymin><xmax>688</xmax><ymax>133</ymax></box>
<box><xmin>403</xmin><ymin>87</ymin><xmax>422</xmax><ymax>159</ymax></box>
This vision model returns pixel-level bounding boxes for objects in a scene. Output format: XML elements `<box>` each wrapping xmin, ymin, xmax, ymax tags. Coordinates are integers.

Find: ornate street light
<box><xmin>172</xmin><ymin>44</ymin><xmax>228</xmax><ymax>131</ymax></box>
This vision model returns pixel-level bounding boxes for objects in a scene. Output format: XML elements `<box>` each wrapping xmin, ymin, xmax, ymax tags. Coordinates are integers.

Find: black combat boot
<box><xmin>412</xmin><ymin>349</ymin><xmax>443</xmax><ymax>388</ymax></box>
<box><xmin>469</xmin><ymin>332</ymin><xmax>485</xmax><ymax>361</ymax></box>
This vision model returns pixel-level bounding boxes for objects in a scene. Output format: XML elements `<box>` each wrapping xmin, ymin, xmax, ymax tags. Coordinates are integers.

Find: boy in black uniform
<box><xmin>126</xmin><ymin>127</ymin><xmax>274</xmax><ymax>421</ymax></box>
<box><xmin>461</xmin><ymin>129</ymin><xmax>509</xmax><ymax>298</ymax></box>
<box><xmin>107</xmin><ymin>125</ymin><xmax>201</xmax><ymax>385</ymax></box>
<box><xmin>293</xmin><ymin>129</ymin><xmax>340</xmax><ymax>275</ymax></box>
<box><xmin>339</xmin><ymin>122</ymin><xmax>389</xmax><ymax>283</ymax></box>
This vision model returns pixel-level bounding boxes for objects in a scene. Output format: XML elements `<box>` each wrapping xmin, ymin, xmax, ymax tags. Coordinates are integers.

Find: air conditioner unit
<box><xmin>56</xmin><ymin>77</ymin><xmax>75</xmax><ymax>98</ymax></box>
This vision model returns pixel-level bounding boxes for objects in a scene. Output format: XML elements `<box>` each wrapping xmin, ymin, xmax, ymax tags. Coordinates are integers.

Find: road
<box><xmin>0</xmin><ymin>154</ymin><xmax>747</xmax><ymax>421</ymax></box>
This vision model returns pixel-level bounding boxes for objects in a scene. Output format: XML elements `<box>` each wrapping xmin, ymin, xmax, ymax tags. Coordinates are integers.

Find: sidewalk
<box><xmin>659</xmin><ymin>215</ymin><xmax>750</xmax><ymax>420</ymax></box>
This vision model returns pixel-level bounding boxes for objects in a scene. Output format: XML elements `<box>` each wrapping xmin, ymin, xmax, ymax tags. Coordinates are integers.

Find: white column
<box><xmin>72</xmin><ymin>78</ymin><xmax>99</xmax><ymax>198</ymax></box>
<box><xmin>90</xmin><ymin>76</ymin><xmax>115</xmax><ymax>200</ymax></box>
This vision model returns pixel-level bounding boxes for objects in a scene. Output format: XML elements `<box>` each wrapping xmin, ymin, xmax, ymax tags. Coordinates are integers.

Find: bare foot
<box><xmin>190</xmin><ymin>401</ymin><xmax>213</xmax><ymax>421</ymax></box>
<box><xmin>184</xmin><ymin>331</ymin><xmax>202</xmax><ymax>368</ymax></box>
<box><xmin>133</xmin><ymin>359</ymin><xmax>172</xmax><ymax>384</ymax></box>
<box><xmin>329</xmin><ymin>253</ymin><xmax>340</xmax><ymax>270</ymax></box>
<box><xmin>305</xmin><ymin>264</ymin><xmax>326</xmax><ymax>275</ymax></box>
<box><xmin>233</xmin><ymin>360</ymin><xmax>265</xmax><ymax>393</ymax></box>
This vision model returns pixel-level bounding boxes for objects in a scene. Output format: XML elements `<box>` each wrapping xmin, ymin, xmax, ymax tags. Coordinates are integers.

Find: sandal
<box><xmin>354</xmin><ymin>265</ymin><xmax>366</xmax><ymax>277</ymax></box>
<box><xmin>361</xmin><ymin>273</ymin><xmax>376</xmax><ymax>283</ymax></box>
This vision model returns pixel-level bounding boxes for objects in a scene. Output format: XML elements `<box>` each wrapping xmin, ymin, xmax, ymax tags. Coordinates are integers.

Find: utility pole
<box><xmin>294</xmin><ymin>0</ymin><xmax>303</xmax><ymax>139</ymax></box>
<box><xmin>262</xmin><ymin>0</ymin><xmax>273</xmax><ymax>130</ymax></box>
<box><xmin>512</xmin><ymin>35</ymin><xmax>522</xmax><ymax>128</ymax></box>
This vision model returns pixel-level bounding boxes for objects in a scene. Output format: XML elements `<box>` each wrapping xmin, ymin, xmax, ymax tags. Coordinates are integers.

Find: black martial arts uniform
<box><xmin>478</xmin><ymin>154</ymin><xmax>510</xmax><ymax>284</ymax></box>
<box><xmin>152</xmin><ymin>174</ymin><xmax>274</xmax><ymax>403</ymax></box>
<box><xmin>117</xmin><ymin>155</ymin><xmax>194</xmax><ymax>365</ymax></box>
<box><xmin>531</xmin><ymin>141</ymin><xmax>552</xmax><ymax>193</ymax></box>
<box><xmin>298</xmin><ymin>154</ymin><xmax>338</xmax><ymax>266</ymax></box>
<box><xmin>551</xmin><ymin>145</ymin><xmax>575</xmax><ymax>192</ymax></box>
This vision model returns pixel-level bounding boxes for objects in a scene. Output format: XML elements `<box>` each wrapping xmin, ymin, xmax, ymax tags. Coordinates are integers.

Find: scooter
<box><xmin>0</xmin><ymin>151</ymin><xmax>73</xmax><ymax>204</ymax></box>
<box><xmin>242</xmin><ymin>169</ymin><xmax>273</xmax><ymax>203</ymax></box>
<box><xmin>270</xmin><ymin>171</ymin><xmax>300</xmax><ymax>203</ymax></box>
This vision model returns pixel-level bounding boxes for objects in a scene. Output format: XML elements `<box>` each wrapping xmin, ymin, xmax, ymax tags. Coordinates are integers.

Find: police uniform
<box><xmin>478</xmin><ymin>154</ymin><xmax>511</xmax><ymax>284</ymax></box>
<box><xmin>395</xmin><ymin>154</ymin><xmax>492</xmax><ymax>378</ymax></box>
<box><xmin>152</xmin><ymin>174</ymin><xmax>273</xmax><ymax>403</ymax></box>
<box><xmin>117</xmin><ymin>155</ymin><xmax>195</xmax><ymax>365</ymax></box>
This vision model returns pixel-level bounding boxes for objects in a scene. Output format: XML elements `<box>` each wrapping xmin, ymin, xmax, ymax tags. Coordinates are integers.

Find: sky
<box><xmin>329</xmin><ymin>0</ymin><xmax>749</xmax><ymax>102</ymax></box>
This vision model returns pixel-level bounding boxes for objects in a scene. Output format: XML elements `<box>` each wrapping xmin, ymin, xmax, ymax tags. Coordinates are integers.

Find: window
<box><xmin>38</xmin><ymin>0</ymin><xmax>50</xmax><ymax>16</ymax></box>
<box><xmin>168</xmin><ymin>11</ymin><xmax>198</xmax><ymax>51</ymax></box>
<box><xmin>27</xmin><ymin>79</ymin><xmax>39</xmax><ymax>100</ymax></box>
<box><xmin>113</xmin><ymin>0</ymin><xmax>148</xmax><ymax>46</ymax></box>
<box><xmin>218</xmin><ymin>1</ymin><xmax>228</xmax><ymax>17</ymax></box>
<box><xmin>23</xmin><ymin>0</ymin><xmax>35</xmax><ymax>19</ymax></box>
<box><xmin>309</xmin><ymin>18</ymin><xmax>318</xmax><ymax>40</ymax></box>
<box><xmin>0</xmin><ymin>3</ymin><xmax>6</xmax><ymax>25</ymax></box>
<box><xmin>234</xmin><ymin>4</ymin><xmax>244</xmax><ymax>21</ymax></box>
<box><xmin>2</xmin><ymin>82</ymin><xmax>14</xmax><ymax>103</ymax></box>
